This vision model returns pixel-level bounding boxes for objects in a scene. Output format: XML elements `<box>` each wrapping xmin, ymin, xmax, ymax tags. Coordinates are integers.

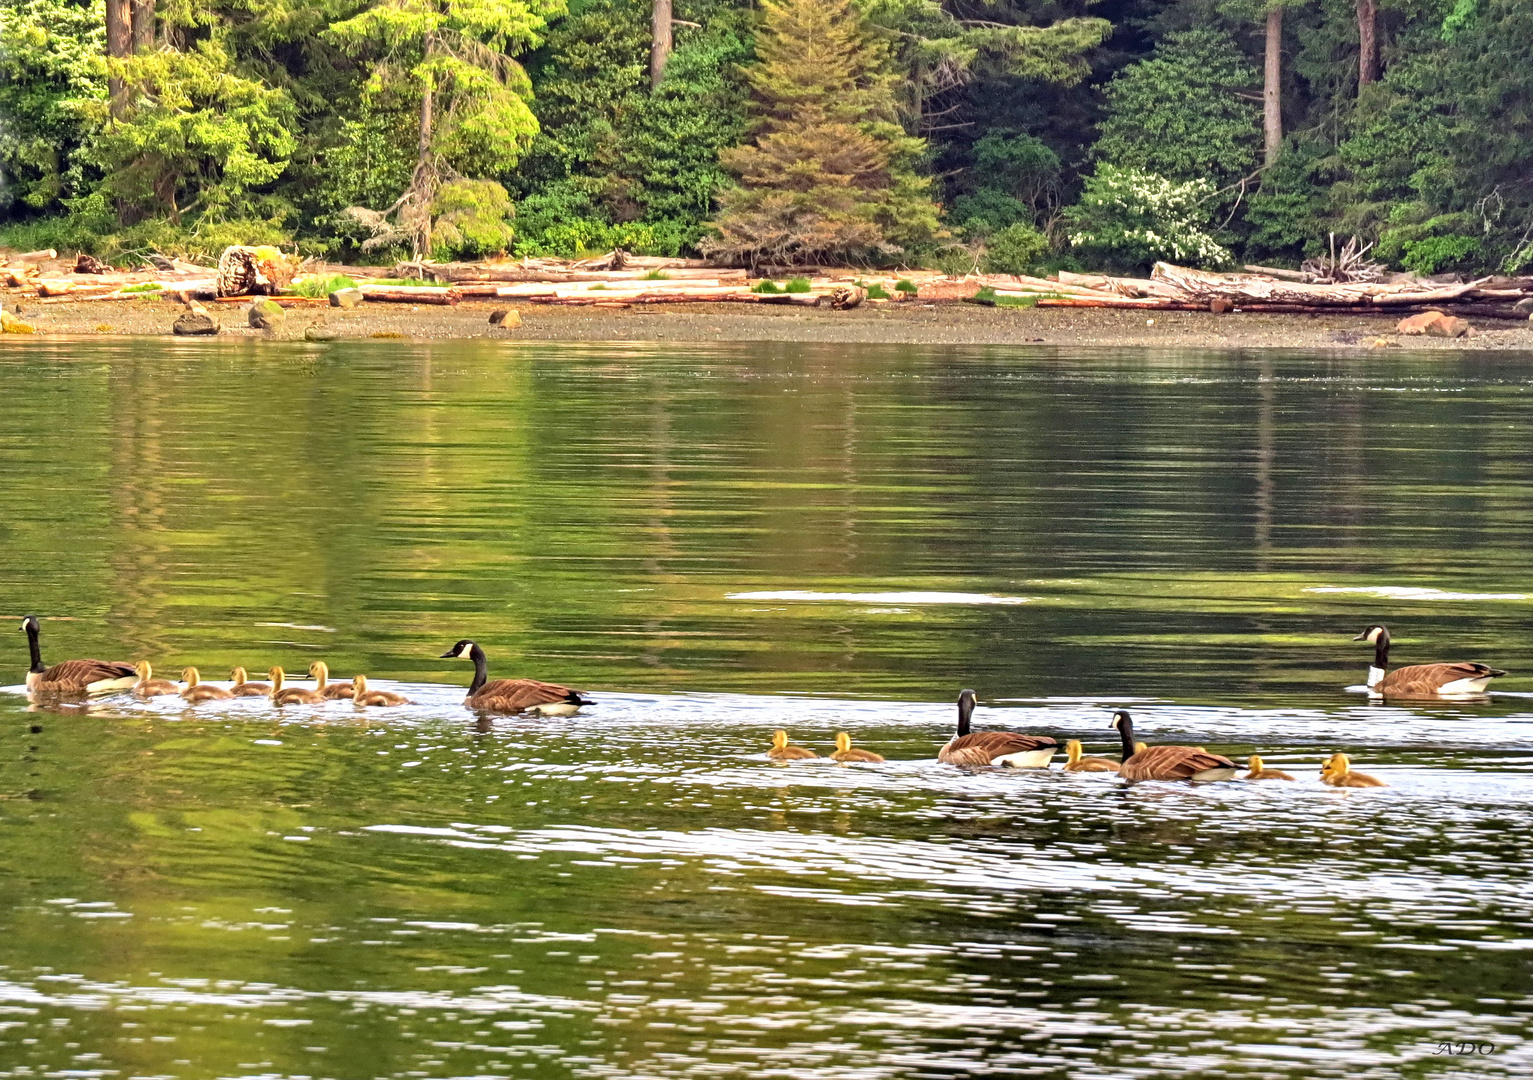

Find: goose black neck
<box><xmin>957</xmin><ymin>693</ymin><xmax>974</xmax><ymax>736</ymax></box>
<box><xmin>1116</xmin><ymin>712</ymin><xmax>1136</xmax><ymax>762</ymax></box>
<box><xmin>468</xmin><ymin>644</ymin><xmax>488</xmax><ymax>695</ymax></box>
<box><xmin>24</xmin><ymin>619</ymin><xmax>43</xmax><ymax>674</ymax></box>
<box><xmin>1374</xmin><ymin>629</ymin><xmax>1390</xmax><ymax>671</ymax></box>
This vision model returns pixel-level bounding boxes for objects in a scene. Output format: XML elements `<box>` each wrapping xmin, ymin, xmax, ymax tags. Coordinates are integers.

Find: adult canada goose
<box><xmin>439</xmin><ymin>640</ymin><xmax>590</xmax><ymax>716</ymax></box>
<box><xmin>1245</xmin><ymin>755</ymin><xmax>1295</xmax><ymax>781</ymax></box>
<box><xmin>1063</xmin><ymin>739</ymin><xmax>1119</xmax><ymax>773</ymax></box>
<box><xmin>267</xmin><ymin>666</ymin><xmax>324</xmax><ymax>706</ymax></box>
<box><xmin>1110</xmin><ymin>711</ymin><xmax>1238</xmax><ymax>782</ymax></box>
<box><xmin>1321</xmin><ymin>753</ymin><xmax>1388</xmax><ymax>788</ymax></box>
<box><xmin>768</xmin><ymin>729</ymin><xmax>816</xmax><ymax>760</ymax></box>
<box><xmin>938</xmin><ymin>689</ymin><xmax>1057</xmax><ymax>767</ymax></box>
<box><xmin>1354</xmin><ymin>624</ymin><xmax>1505</xmax><ymax>698</ymax></box>
<box><xmin>308</xmin><ymin>660</ymin><xmax>355</xmax><ymax>700</ymax></box>
<box><xmin>132</xmin><ymin>661</ymin><xmax>181</xmax><ymax>698</ymax></box>
<box><xmin>19</xmin><ymin>615</ymin><xmax>137</xmax><ymax>695</ymax></box>
<box><xmin>352</xmin><ymin>674</ymin><xmax>410</xmax><ymax>707</ymax></box>
<box><xmin>179</xmin><ymin>667</ymin><xmax>234</xmax><ymax>703</ymax></box>
<box><xmin>830</xmin><ymin>732</ymin><xmax>884</xmax><ymax>763</ymax></box>
<box><xmin>229</xmin><ymin>666</ymin><xmax>270</xmax><ymax>697</ymax></box>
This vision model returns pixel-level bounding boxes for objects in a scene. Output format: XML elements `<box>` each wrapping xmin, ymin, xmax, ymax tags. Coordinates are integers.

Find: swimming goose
<box><xmin>132</xmin><ymin>661</ymin><xmax>181</xmax><ymax>698</ymax></box>
<box><xmin>1063</xmin><ymin>739</ymin><xmax>1119</xmax><ymax>773</ymax></box>
<box><xmin>439</xmin><ymin>640</ymin><xmax>590</xmax><ymax>715</ymax></box>
<box><xmin>1244</xmin><ymin>755</ymin><xmax>1295</xmax><ymax>781</ymax></box>
<box><xmin>352</xmin><ymin>674</ymin><xmax>410</xmax><ymax>707</ymax></box>
<box><xmin>938</xmin><ymin>689</ymin><xmax>1057</xmax><ymax>767</ymax></box>
<box><xmin>767</xmin><ymin>729</ymin><xmax>816</xmax><ymax>760</ymax></box>
<box><xmin>1321</xmin><ymin>752</ymin><xmax>1388</xmax><ymax>788</ymax></box>
<box><xmin>309</xmin><ymin>660</ymin><xmax>355</xmax><ymax>700</ymax></box>
<box><xmin>179</xmin><ymin>667</ymin><xmax>234</xmax><ymax>703</ymax></box>
<box><xmin>1111</xmin><ymin>711</ymin><xmax>1238</xmax><ymax>782</ymax></box>
<box><xmin>268</xmin><ymin>666</ymin><xmax>324</xmax><ymax>706</ymax></box>
<box><xmin>19</xmin><ymin>615</ymin><xmax>137</xmax><ymax>695</ymax></box>
<box><xmin>830</xmin><ymin>732</ymin><xmax>884</xmax><ymax>763</ymax></box>
<box><xmin>1354</xmin><ymin>624</ymin><xmax>1505</xmax><ymax>698</ymax></box>
<box><xmin>229</xmin><ymin>667</ymin><xmax>271</xmax><ymax>696</ymax></box>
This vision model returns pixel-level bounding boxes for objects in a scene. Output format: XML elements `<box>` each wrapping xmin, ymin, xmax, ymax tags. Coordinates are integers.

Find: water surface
<box><xmin>1</xmin><ymin>339</ymin><xmax>1530</xmax><ymax>1077</ymax></box>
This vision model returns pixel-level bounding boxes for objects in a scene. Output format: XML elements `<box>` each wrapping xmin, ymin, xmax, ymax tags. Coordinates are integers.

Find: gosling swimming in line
<box><xmin>1063</xmin><ymin>739</ymin><xmax>1119</xmax><ymax>773</ymax></box>
<box><xmin>267</xmin><ymin>666</ymin><xmax>325</xmax><ymax>706</ymax></box>
<box><xmin>179</xmin><ymin>667</ymin><xmax>234</xmax><ymax>703</ymax></box>
<box><xmin>1321</xmin><ymin>753</ymin><xmax>1388</xmax><ymax>788</ymax></box>
<box><xmin>1245</xmin><ymin>755</ymin><xmax>1294</xmax><ymax>781</ymax></box>
<box><xmin>767</xmin><ymin>730</ymin><xmax>816</xmax><ymax>760</ymax></box>
<box><xmin>352</xmin><ymin>675</ymin><xmax>410</xmax><ymax>707</ymax></box>
<box><xmin>830</xmin><ymin>732</ymin><xmax>884</xmax><ymax>763</ymax></box>
<box><xmin>309</xmin><ymin>661</ymin><xmax>355</xmax><ymax>700</ymax></box>
<box><xmin>132</xmin><ymin>661</ymin><xmax>181</xmax><ymax>698</ymax></box>
<box><xmin>230</xmin><ymin>667</ymin><xmax>270</xmax><ymax>696</ymax></box>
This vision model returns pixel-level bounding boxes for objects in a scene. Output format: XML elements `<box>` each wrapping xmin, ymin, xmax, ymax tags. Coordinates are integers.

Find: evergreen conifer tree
<box><xmin>703</xmin><ymin>0</ymin><xmax>940</xmax><ymax>267</ymax></box>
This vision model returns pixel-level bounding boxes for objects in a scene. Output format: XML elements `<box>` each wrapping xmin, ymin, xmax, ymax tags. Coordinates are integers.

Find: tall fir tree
<box><xmin>703</xmin><ymin>0</ymin><xmax>940</xmax><ymax>267</ymax></box>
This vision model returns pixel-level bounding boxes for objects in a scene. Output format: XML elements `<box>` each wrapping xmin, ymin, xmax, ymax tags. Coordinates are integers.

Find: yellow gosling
<box><xmin>829</xmin><ymin>732</ymin><xmax>884</xmax><ymax>763</ymax></box>
<box><xmin>230</xmin><ymin>666</ymin><xmax>271</xmax><ymax>697</ymax></box>
<box><xmin>309</xmin><ymin>660</ymin><xmax>355</xmax><ymax>700</ymax></box>
<box><xmin>1245</xmin><ymin>755</ymin><xmax>1295</xmax><ymax>781</ymax></box>
<box><xmin>1064</xmin><ymin>739</ymin><xmax>1119</xmax><ymax>773</ymax></box>
<box><xmin>352</xmin><ymin>674</ymin><xmax>410</xmax><ymax>707</ymax></box>
<box><xmin>1321</xmin><ymin>753</ymin><xmax>1388</xmax><ymax>788</ymax></box>
<box><xmin>268</xmin><ymin>666</ymin><xmax>324</xmax><ymax>706</ymax></box>
<box><xmin>132</xmin><ymin>661</ymin><xmax>181</xmax><ymax>698</ymax></box>
<box><xmin>767</xmin><ymin>729</ymin><xmax>816</xmax><ymax>760</ymax></box>
<box><xmin>179</xmin><ymin>667</ymin><xmax>233</xmax><ymax>703</ymax></box>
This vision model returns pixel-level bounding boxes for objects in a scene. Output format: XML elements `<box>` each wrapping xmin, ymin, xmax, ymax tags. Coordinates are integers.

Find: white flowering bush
<box><xmin>1064</xmin><ymin>165</ymin><xmax>1232</xmax><ymax>269</ymax></box>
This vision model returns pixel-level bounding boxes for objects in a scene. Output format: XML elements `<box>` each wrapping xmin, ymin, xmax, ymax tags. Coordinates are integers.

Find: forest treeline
<box><xmin>1</xmin><ymin>0</ymin><xmax>1529</xmax><ymax>276</ymax></box>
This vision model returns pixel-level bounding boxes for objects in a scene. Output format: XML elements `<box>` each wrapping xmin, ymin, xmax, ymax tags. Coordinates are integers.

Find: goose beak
<box><xmin>1352</xmin><ymin>631</ymin><xmax>1368</xmax><ymax>641</ymax></box>
<box><xmin>438</xmin><ymin>649</ymin><xmax>457</xmax><ymax>658</ymax></box>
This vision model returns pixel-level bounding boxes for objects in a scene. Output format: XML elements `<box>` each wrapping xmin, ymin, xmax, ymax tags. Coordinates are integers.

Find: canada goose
<box><xmin>179</xmin><ymin>667</ymin><xmax>234</xmax><ymax>703</ymax></box>
<box><xmin>352</xmin><ymin>674</ymin><xmax>410</xmax><ymax>707</ymax></box>
<box><xmin>267</xmin><ymin>666</ymin><xmax>324</xmax><ymax>706</ymax></box>
<box><xmin>768</xmin><ymin>729</ymin><xmax>816</xmax><ymax>760</ymax></box>
<box><xmin>1354</xmin><ymin>624</ymin><xmax>1505</xmax><ymax>698</ymax></box>
<box><xmin>308</xmin><ymin>660</ymin><xmax>355</xmax><ymax>700</ymax></box>
<box><xmin>938</xmin><ymin>689</ymin><xmax>1057</xmax><ymax>767</ymax></box>
<box><xmin>1110</xmin><ymin>711</ymin><xmax>1238</xmax><ymax>782</ymax></box>
<box><xmin>830</xmin><ymin>732</ymin><xmax>884</xmax><ymax>763</ymax></box>
<box><xmin>229</xmin><ymin>666</ymin><xmax>270</xmax><ymax>697</ymax></box>
<box><xmin>19</xmin><ymin>615</ymin><xmax>137</xmax><ymax>695</ymax></box>
<box><xmin>1245</xmin><ymin>755</ymin><xmax>1295</xmax><ymax>781</ymax></box>
<box><xmin>1063</xmin><ymin>739</ymin><xmax>1119</xmax><ymax>773</ymax></box>
<box><xmin>132</xmin><ymin>661</ymin><xmax>181</xmax><ymax>698</ymax></box>
<box><xmin>1321</xmin><ymin>752</ymin><xmax>1388</xmax><ymax>788</ymax></box>
<box><xmin>439</xmin><ymin>640</ymin><xmax>590</xmax><ymax>716</ymax></box>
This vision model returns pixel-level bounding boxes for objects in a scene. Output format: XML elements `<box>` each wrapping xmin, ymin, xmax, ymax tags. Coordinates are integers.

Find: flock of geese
<box><xmin>19</xmin><ymin>616</ymin><xmax>1507</xmax><ymax>788</ymax></box>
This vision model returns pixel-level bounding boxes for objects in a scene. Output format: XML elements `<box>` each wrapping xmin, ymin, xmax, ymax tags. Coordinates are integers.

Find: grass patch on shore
<box><xmin>290</xmin><ymin>274</ymin><xmax>357</xmax><ymax>298</ymax></box>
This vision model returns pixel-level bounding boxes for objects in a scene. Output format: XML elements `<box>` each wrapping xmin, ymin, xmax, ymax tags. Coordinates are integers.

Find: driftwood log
<box><xmin>1152</xmin><ymin>262</ymin><xmax>1485</xmax><ymax>306</ymax></box>
<box><xmin>359</xmin><ymin>284</ymin><xmax>460</xmax><ymax>305</ymax></box>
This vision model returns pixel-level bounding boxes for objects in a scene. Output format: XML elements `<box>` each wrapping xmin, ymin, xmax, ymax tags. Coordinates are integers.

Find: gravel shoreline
<box><xmin>10</xmin><ymin>295</ymin><xmax>1533</xmax><ymax>349</ymax></box>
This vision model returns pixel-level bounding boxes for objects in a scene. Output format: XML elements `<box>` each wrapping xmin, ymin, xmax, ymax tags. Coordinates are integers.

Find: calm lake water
<box><xmin>1</xmin><ymin>338</ymin><xmax>1531</xmax><ymax>1078</ymax></box>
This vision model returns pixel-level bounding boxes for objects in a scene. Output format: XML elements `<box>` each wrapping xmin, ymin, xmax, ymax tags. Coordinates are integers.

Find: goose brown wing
<box><xmin>939</xmin><ymin>732</ymin><xmax>1056</xmax><ymax>766</ymax></box>
<box><xmin>1120</xmin><ymin>745</ymin><xmax>1235</xmax><ymax>781</ymax></box>
<box><xmin>41</xmin><ymin>659</ymin><xmax>137</xmax><ymax>686</ymax></box>
<box><xmin>470</xmin><ymin>678</ymin><xmax>581</xmax><ymax>711</ymax></box>
<box><xmin>1380</xmin><ymin>662</ymin><xmax>1505</xmax><ymax>697</ymax></box>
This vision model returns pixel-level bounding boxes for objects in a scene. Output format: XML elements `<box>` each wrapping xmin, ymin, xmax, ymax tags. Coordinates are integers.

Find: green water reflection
<box><xmin>1</xmin><ymin>340</ymin><xmax>1531</xmax><ymax>1078</ymax></box>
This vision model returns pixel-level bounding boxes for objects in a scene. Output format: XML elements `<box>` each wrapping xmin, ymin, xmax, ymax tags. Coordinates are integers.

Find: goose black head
<box><xmin>1109</xmin><ymin>709</ymin><xmax>1133</xmax><ymax>731</ymax></box>
<box><xmin>1353</xmin><ymin>624</ymin><xmax>1388</xmax><ymax>643</ymax></box>
<box><xmin>20</xmin><ymin>615</ymin><xmax>39</xmax><ymax>635</ymax></box>
<box><xmin>440</xmin><ymin>640</ymin><xmax>477</xmax><ymax>659</ymax></box>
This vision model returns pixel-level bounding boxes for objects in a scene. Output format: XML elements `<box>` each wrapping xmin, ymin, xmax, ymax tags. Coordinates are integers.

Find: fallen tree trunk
<box><xmin>360</xmin><ymin>284</ymin><xmax>460</xmax><ymax>305</ymax></box>
<box><xmin>1153</xmin><ymin>261</ymin><xmax>1486</xmax><ymax>306</ymax></box>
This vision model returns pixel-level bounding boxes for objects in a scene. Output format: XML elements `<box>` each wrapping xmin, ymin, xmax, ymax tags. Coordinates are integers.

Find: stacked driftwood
<box><xmin>976</xmin><ymin>262</ymin><xmax>1533</xmax><ymax>319</ymax></box>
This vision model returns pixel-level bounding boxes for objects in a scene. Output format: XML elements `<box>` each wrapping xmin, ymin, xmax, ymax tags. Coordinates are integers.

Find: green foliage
<box><xmin>291</xmin><ymin>274</ymin><xmax>359</xmax><ymax>297</ymax></box>
<box><xmin>640</xmin><ymin>270</ymin><xmax>670</xmax><ymax>280</ymax></box>
<box><xmin>785</xmin><ymin>277</ymin><xmax>811</xmax><ymax>293</ymax></box>
<box><xmin>1377</xmin><ymin>214</ymin><xmax>1483</xmax><ymax>275</ymax></box>
<box><xmin>980</xmin><ymin>222</ymin><xmax>1049</xmax><ymax>274</ymax></box>
<box><xmin>858</xmin><ymin>280</ymin><xmax>892</xmax><ymax>299</ymax></box>
<box><xmin>1064</xmin><ymin>165</ymin><xmax>1231</xmax><ymax>271</ymax></box>
<box><xmin>705</xmin><ymin>0</ymin><xmax>942</xmax><ymax>266</ymax></box>
<box><xmin>894</xmin><ymin>278</ymin><xmax>917</xmax><ymax>294</ymax></box>
<box><xmin>0</xmin><ymin>0</ymin><xmax>105</xmax><ymax>215</ymax></box>
<box><xmin>931</xmin><ymin>246</ymin><xmax>977</xmax><ymax>276</ymax></box>
<box><xmin>1096</xmin><ymin>29</ymin><xmax>1260</xmax><ymax>187</ymax></box>
<box><xmin>120</xmin><ymin>282</ymin><xmax>164</xmax><ymax>293</ymax></box>
<box><xmin>751</xmin><ymin>279</ymin><xmax>783</xmax><ymax>294</ymax></box>
<box><xmin>429</xmin><ymin>178</ymin><xmax>516</xmax><ymax>259</ymax></box>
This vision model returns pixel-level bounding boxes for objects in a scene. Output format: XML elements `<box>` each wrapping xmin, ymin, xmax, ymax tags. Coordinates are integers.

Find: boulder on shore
<box><xmin>172</xmin><ymin>312</ymin><xmax>219</xmax><ymax>336</ymax></box>
<box><xmin>1</xmin><ymin>310</ymin><xmax>37</xmax><ymax>334</ymax></box>
<box><xmin>1396</xmin><ymin>309</ymin><xmax>1469</xmax><ymax>337</ymax></box>
<box><xmin>329</xmin><ymin>287</ymin><xmax>363</xmax><ymax>308</ymax></box>
<box><xmin>248</xmin><ymin>298</ymin><xmax>286</xmax><ymax>331</ymax></box>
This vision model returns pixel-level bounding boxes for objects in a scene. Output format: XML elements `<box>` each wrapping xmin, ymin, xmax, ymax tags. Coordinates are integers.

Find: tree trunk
<box><xmin>106</xmin><ymin>0</ymin><xmax>131</xmax><ymax>118</ymax></box>
<box><xmin>1357</xmin><ymin>0</ymin><xmax>1378</xmax><ymax>88</ymax></box>
<box><xmin>1263</xmin><ymin>6</ymin><xmax>1283</xmax><ymax>165</ymax></box>
<box><xmin>414</xmin><ymin>71</ymin><xmax>435</xmax><ymax>260</ymax></box>
<box><xmin>650</xmin><ymin>0</ymin><xmax>673</xmax><ymax>89</ymax></box>
<box><xmin>130</xmin><ymin>0</ymin><xmax>154</xmax><ymax>52</ymax></box>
